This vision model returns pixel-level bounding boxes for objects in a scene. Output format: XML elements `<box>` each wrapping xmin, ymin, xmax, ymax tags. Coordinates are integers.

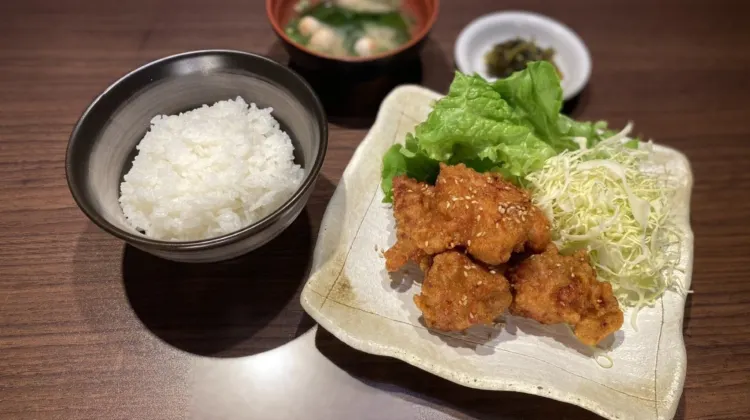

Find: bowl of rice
<box><xmin>66</xmin><ymin>50</ymin><xmax>328</xmax><ymax>263</ymax></box>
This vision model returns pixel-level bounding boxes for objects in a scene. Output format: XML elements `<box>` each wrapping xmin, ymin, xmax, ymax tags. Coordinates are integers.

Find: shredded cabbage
<box><xmin>525</xmin><ymin>123</ymin><xmax>683</xmax><ymax>325</ymax></box>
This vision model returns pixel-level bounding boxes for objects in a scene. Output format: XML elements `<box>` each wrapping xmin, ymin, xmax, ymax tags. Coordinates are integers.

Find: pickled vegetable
<box><xmin>484</xmin><ymin>38</ymin><xmax>560</xmax><ymax>79</ymax></box>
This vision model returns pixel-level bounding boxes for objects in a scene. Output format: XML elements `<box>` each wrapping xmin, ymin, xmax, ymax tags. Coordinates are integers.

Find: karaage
<box><xmin>414</xmin><ymin>251</ymin><xmax>512</xmax><ymax>331</ymax></box>
<box><xmin>508</xmin><ymin>244</ymin><xmax>624</xmax><ymax>345</ymax></box>
<box><xmin>384</xmin><ymin>163</ymin><xmax>550</xmax><ymax>272</ymax></box>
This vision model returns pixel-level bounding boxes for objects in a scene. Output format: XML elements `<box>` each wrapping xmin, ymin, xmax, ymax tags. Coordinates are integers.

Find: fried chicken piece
<box><xmin>414</xmin><ymin>251</ymin><xmax>512</xmax><ymax>331</ymax></box>
<box><xmin>435</xmin><ymin>164</ymin><xmax>550</xmax><ymax>264</ymax></box>
<box><xmin>508</xmin><ymin>245</ymin><xmax>624</xmax><ymax>346</ymax></box>
<box><xmin>383</xmin><ymin>176</ymin><xmax>439</xmax><ymax>272</ymax></box>
<box><xmin>384</xmin><ymin>163</ymin><xmax>550</xmax><ymax>272</ymax></box>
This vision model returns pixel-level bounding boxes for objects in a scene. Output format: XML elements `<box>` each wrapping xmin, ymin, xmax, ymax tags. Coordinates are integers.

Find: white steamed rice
<box><xmin>119</xmin><ymin>97</ymin><xmax>304</xmax><ymax>241</ymax></box>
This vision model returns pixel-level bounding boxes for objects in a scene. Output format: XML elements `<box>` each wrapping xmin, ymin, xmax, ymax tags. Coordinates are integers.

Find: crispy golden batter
<box><xmin>508</xmin><ymin>245</ymin><xmax>624</xmax><ymax>346</ymax></box>
<box><xmin>384</xmin><ymin>163</ymin><xmax>550</xmax><ymax>272</ymax></box>
<box><xmin>414</xmin><ymin>251</ymin><xmax>512</xmax><ymax>331</ymax></box>
<box><xmin>383</xmin><ymin>175</ymin><xmax>437</xmax><ymax>272</ymax></box>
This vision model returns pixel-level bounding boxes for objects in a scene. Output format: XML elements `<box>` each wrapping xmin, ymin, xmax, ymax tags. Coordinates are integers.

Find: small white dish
<box><xmin>300</xmin><ymin>85</ymin><xmax>693</xmax><ymax>420</ymax></box>
<box><xmin>454</xmin><ymin>11</ymin><xmax>592</xmax><ymax>100</ymax></box>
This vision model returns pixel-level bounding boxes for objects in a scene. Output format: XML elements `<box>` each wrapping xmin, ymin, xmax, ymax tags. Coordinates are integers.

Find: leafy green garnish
<box><xmin>493</xmin><ymin>61</ymin><xmax>571</xmax><ymax>152</ymax></box>
<box><xmin>381</xmin><ymin>61</ymin><xmax>622</xmax><ymax>202</ymax></box>
<box><xmin>381</xmin><ymin>134</ymin><xmax>439</xmax><ymax>202</ymax></box>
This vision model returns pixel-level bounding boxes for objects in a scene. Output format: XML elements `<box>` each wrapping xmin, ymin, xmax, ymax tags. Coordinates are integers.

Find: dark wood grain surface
<box><xmin>1</xmin><ymin>0</ymin><xmax>750</xmax><ymax>419</ymax></box>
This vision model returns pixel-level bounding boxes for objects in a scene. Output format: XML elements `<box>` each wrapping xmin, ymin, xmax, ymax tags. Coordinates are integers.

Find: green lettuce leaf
<box><xmin>413</xmin><ymin>72</ymin><xmax>528</xmax><ymax>161</ymax></box>
<box><xmin>482</xmin><ymin>136</ymin><xmax>556</xmax><ymax>184</ymax></box>
<box><xmin>380</xmin><ymin>134</ymin><xmax>439</xmax><ymax>202</ymax></box>
<box><xmin>380</xmin><ymin>61</ymin><xmax>632</xmax><ymax>202</ymax></box>
<box><xmin>411</xmin><ymin>71</ymin><xmax>557</xmax><ymax>178</ymax></box>
<box><xmin>492</xmin><ymin>61</ymin><xmax>572</xmax><ymax>151</ymax></box>
<box><xmin>493</xmin><ymin>61</ymin><xmax>617</xmax><ymax>151</ymax></box>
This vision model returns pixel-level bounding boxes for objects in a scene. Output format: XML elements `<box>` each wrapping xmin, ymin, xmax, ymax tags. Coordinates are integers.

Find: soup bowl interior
<box><xmin>266</xmin><ymin>0</ymin><xmax>439</xmax><ymax>63</ymax></box>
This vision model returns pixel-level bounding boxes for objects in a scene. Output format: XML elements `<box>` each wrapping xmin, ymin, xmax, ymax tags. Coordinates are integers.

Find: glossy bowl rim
<box><xmin>265</xmin><ymin>0</ymin><xmax>440</xmax><ymax>63</ymax></box>
<box><xmin>65</xmin><ymin>49</ymin><xmax>328</xmax><ymax>252</ymax></box>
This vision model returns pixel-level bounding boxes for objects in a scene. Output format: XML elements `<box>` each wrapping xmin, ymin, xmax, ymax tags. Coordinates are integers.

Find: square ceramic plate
<box><xmin>300</xmin><ymin>85</ymin><xmax>694</xmax><ymax>420</ymax></box>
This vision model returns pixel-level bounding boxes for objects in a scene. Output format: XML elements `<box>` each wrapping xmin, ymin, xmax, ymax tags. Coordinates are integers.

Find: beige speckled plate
<box><xmin>300</xmin><ymin>85</ymin><xmax>693</xmax><ymax>420</ymax></box>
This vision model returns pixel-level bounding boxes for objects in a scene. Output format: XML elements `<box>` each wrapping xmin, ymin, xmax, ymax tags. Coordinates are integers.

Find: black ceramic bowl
<box><xmin>266</xmin><ymin>0</ymin><xmax>440</xmax><ymax>79</ymax></box>
<box><xmin>66</xmin><ymin>50</ymin><xmax>328</xmax><ymax>263</ymax></box>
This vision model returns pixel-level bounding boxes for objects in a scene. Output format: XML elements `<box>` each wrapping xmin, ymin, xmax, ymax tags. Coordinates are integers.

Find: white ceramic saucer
<box><xmin>454</xmin><ymin>11</ymin><xmax>592</xmax><ymax>100</ymax></box>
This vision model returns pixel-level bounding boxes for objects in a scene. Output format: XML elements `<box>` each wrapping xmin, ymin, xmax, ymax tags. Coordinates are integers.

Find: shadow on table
<box><xmin>120</xmin><ymin>212</ymin><xmax>310</xmax><ymax>357</ymax></box>
<box><xmin>682</xmin><ymin>292</ymin><xmax>694</xmax><ymax>337</ymax></box>
<box><xmin>114</xmin><ymin>175</ymin><xmax>336</xmax><ymax>358</ymax></box>
<box><xmin>314</xmin><ymin>328</ymin><xmax>605</xmax><ymax>420</ymax></box>
<box><xmin>265</xmin><ymin>37</ymin><xmax>453</xmax><ymax>129</ymax></box>
<box><xmin>674</xmin><ymin>392</ymin><xmax>687</xmax><ymax>420</ymax></box>
<box><xmin>673</xmin><ymin>293</ymin><xmax>691</xmax><ymax>420</ymax></box>
<box><xmin>562</xmin><ymin>87</ymin><xmax>590</xmax><ymax>118</ymax></box>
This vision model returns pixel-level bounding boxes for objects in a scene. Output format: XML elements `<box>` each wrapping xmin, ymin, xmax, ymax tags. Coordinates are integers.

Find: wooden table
<box><xmin>2</xmin><ymin>0</ymin><xmax>749</xmax><ymax>419</ymax></box>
